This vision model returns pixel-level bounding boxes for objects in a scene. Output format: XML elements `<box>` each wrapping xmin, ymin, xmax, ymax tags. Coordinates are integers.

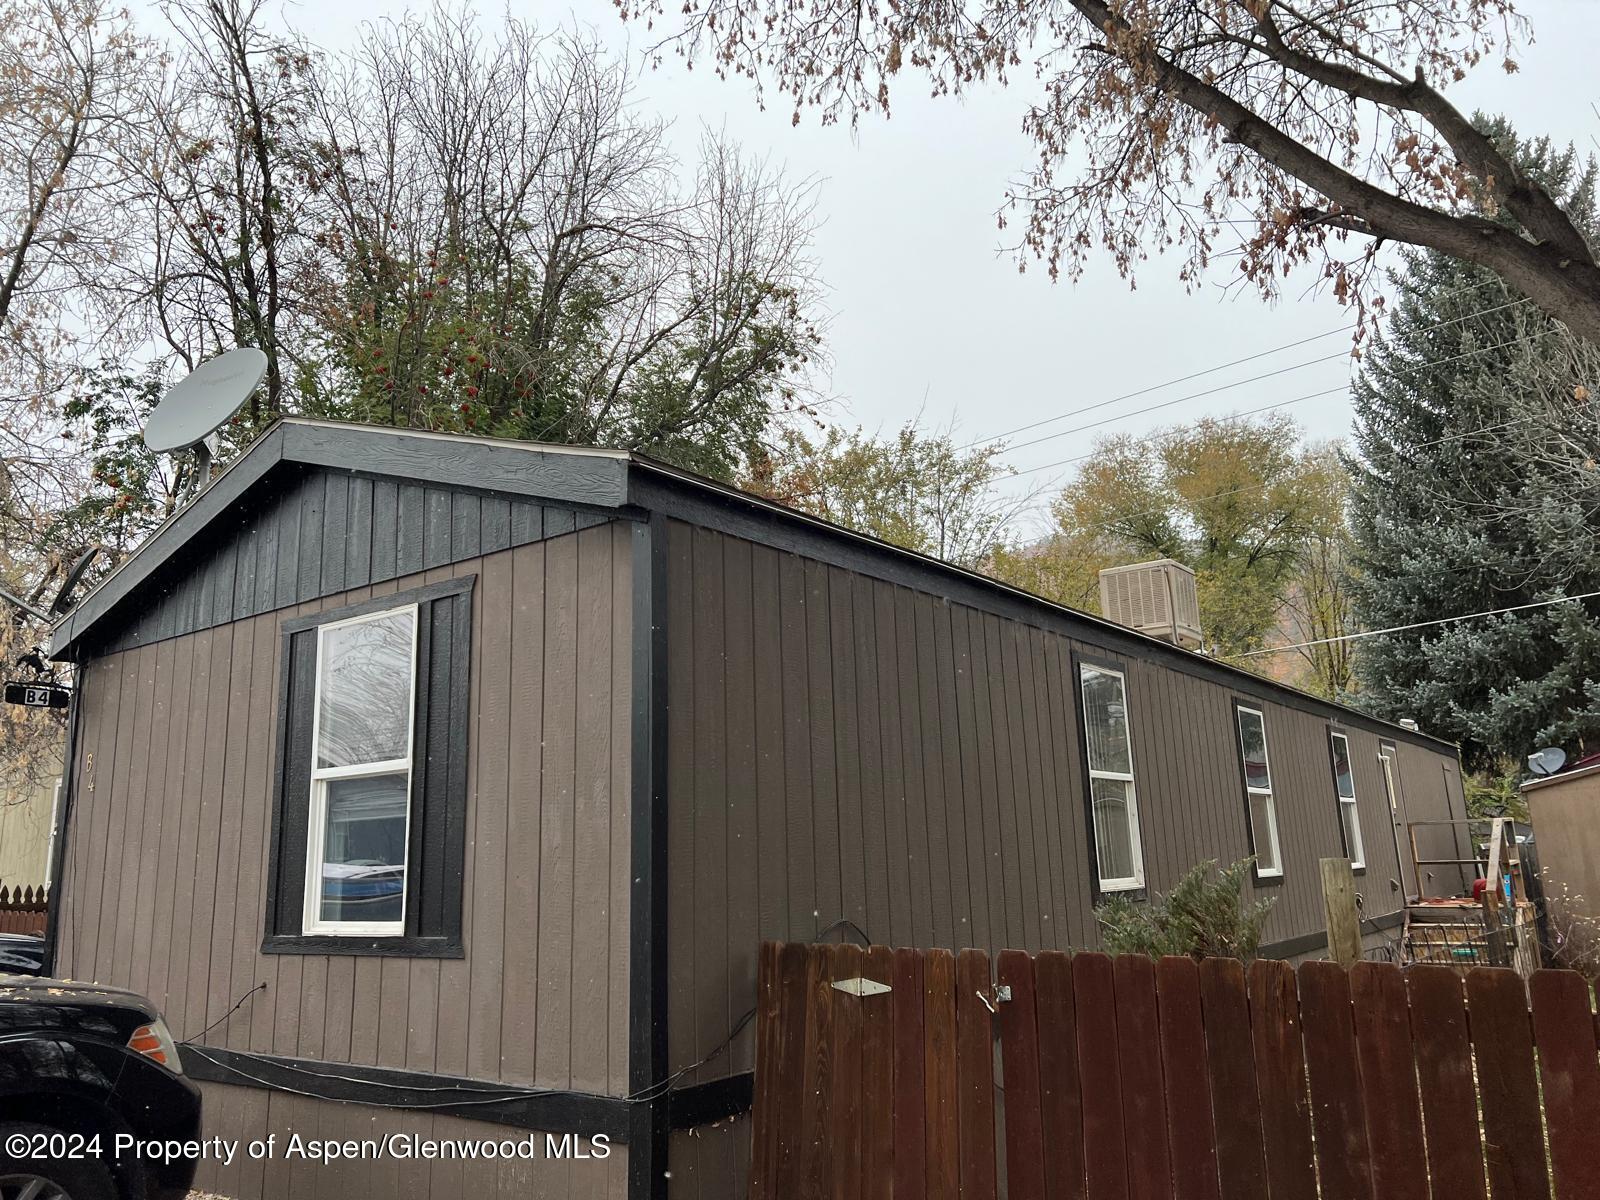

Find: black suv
<box><xmin>0</xmin><ymin>975</ymin><xmax>202</xmax><ymax>1200</ymax></box>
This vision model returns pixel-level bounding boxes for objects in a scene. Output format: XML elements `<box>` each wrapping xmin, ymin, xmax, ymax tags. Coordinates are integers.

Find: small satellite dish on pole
<box><xmin>144</xmin><ymin>348</ymin><xmax>267</xmax><ymax>500</ymax></box>
<box><xmin>1527</xmin><ymin>746</ymin><xmax>1567</xmax><ymax>777</ymax></box>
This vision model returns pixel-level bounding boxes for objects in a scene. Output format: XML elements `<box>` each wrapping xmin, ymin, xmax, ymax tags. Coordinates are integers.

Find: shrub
<box><xmin>1095</xmin><ymin>858</ymin><xmax>1276</xmax><ymax>961</ymax></box>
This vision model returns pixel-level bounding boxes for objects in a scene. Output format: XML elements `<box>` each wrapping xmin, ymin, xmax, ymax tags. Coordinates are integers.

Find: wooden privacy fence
<box><xmin>749</xmin><ymin>940</ymin><xmax>1600</xmax><ymax>1200</ymax></box>
<box><xmin>0</xmin><ymin>884</ymin><xmax>47</xmax><ymax>934</ymax></box>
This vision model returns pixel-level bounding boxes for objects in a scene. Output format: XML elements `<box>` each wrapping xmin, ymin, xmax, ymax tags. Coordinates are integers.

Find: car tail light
<box><xmin>127</xmin><ymin>1019</ymin><xmax>184</xmax><ymax>1074</ymax></box>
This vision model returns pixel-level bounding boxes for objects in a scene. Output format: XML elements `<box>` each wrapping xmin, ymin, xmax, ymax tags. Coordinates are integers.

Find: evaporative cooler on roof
<box><xmin>1097</xmin><ymin>559</ymin><xmax>1203</xmax><ymax>649</ymax></box>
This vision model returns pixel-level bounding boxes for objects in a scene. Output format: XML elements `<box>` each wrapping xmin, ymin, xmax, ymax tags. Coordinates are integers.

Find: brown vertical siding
<box><xmin>187</xmin><ymin>1082</ymin><xmax>627</xmax><ymax>1199</ymax></box>
<box><xmin>58</xmin><ymin>523</ymin><xmax>633</xmax><ymax>1098</ymax></box>
<box><xmin>662</xmin><ymin>520</ymin><xmax>1465</xmax><ymax>1097</ymax></box>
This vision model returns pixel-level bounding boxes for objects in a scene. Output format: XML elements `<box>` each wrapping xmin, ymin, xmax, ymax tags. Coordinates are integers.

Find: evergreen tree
<box><xmin>1348</xmin><ymin>125</ymin><xmax>1600</xmax><ymax>770</ymax></box>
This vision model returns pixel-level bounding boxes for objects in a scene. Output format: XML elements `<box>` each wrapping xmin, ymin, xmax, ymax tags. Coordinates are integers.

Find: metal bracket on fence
<box><xmin>977</xmin><ymin>985</ymin><xmax>1012</xmax><ymax>1014</ymax></box>
<box><xmin>831</xmin><ymin>977</ymin><xmax>892</xmax><ymax>997</ymax></box>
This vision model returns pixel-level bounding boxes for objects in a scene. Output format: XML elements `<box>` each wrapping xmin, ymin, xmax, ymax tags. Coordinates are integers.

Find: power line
<box><xmin>1226</xmin><ymin>589</ymin><xmax>1600</xmax><ymax>659</ymax></box>
<box><xmin>956</xmin><ymin>323</ymin><xmax>1355</xmax><ymax>450</ymax></box>
<box><xmin>961</xmin><ymin>292</ymin><xmax>1533</xmax><ymax>453</ymax></box>
<box><xmin>1005</xmin><ymin>329</ymin><xmax>1554</xmax><ymax>481</ymax></box>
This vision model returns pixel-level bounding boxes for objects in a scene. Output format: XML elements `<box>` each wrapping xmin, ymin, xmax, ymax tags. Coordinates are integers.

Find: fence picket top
<box><xmin>1347</xmin><ymin>961</ymin><xmax>1428</xmax><ymax>1200</ymax></box>
<box><xmin>860</xmin><ymin>944</ymin><xmax>896</xmax><ymax>1200</ymax></box>
<box><xmin>830</xmin><ymin>943</ymin><xmax>866</xmax><ymax>1200</ymax></box>
<box><xmin>922</xmin><ymin>949</ymin><xmax>960</xmax><ymax>1200</ymax></box>
<box><xmin>1466</xmin><ymin>966</ymin><xmax>1552</xmax><ymax>1200</ymax></box>
<box><xmin>0</xmin><ymin>884</ymin><xmax>50</xmax><ymax>910</ymax></box>
<box><xmin>798</xmin><ymin>942</ymin><xmax>837</xmax><ymax>1200</ymax></box>
<box><xmin>1196</xmin><ymin>957</ymin><xmax>1268</xmax><ymax>1200</ymax></box>
<box><xmin>1154</xmin><ymin>956</ymin><xmax>1221</xmax><ymax>1200</ymax></box>
<box><xmin>1296</xmin><ymin>960</ymin><xmax>1374</xmax><ymax>1200</ymax></box>
<box><xmin>996</xmin><ymin>949</ymin><xmax>1046</xmax><ymax>1200</ymax></box>
<box><xmin>1033</xmin><ymin>950</ymin><xmax>1088</xmax><ymax>1200</ymax></box>
<box><xmin>1406</xmin><ymin>963</ymin><xmax>1488</xmax><ymax>1200</ymax></box>
<box><xmin>954</xmin><ymin>949</ymin><xmax>998</xmax><ymax>1200</ymax></box>
<box><xmin>1113</xmin><ymin>955</ymin><xmax>1173</xmax><ymax>1200</ymax></box>
<box><xmin>1072</xmin><ymin>952</ymin><xmax>1131</xmax><ymax>1200</ymax></box>
<box><xmin>1247</xmin><ymin>958</ymin><xmax>1318</xmax><ymax>1200</ymax></box>
<box><xmin>1529</xmin><ymin>969</ymin><xmax>1600</xmax><ymax>1200</ymax></box>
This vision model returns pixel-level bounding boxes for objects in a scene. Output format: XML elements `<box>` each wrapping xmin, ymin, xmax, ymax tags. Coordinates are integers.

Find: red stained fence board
<box><xmin>1529</xmin><ymin>969</ymin><xmax>1600</xmax><ymax>1200</ymax></box>
<box><xmin>1296</xmin><ymin>961</ymin><xmax>1373</xmax><ymax>1200</ymax></box>
<box><xmin>1196</xmin><ymin>957</ymin><xmax>1267</xmax><ymax>1200</ymax></box>
<box><xmin>1406</xmin><ymin>965</ymin><xmax>1488</xmax><ymax>1200</ymax></box>
<box><xmin>1034</xmin><ymin>951</ymin><xmax>1088</xmax><ymax>1200</ymax></box>
<box><xmin>1467</xmin><ymin>968</ymin><xmax>1551</xmax><ymax>1200</ymax></box>
<box><xmin>1155</xmin><ymin>956</ymin><xmax>1221</xmax><ymax>1200</ymax></box>
<box><xmin>1112</xmin><ymin>955</ymin><xmax>1173</xmax><ymax>1200</ymax></box>
<box><xmin>747</xmin><ymin>944</ymin><xmax>1595</xmax><ymax>1200</ymax></box>
<box><xmin>996</xmin><ymin>950</ymin><xmax>1046</xmax><ymax>1200</ymax></box>
<box><xmin>1073</xmin><ymin>952</ymin><xmax>1130</xmax><ymax>1200</ymax></box>
<box><xmin>1348</xmin><ymin>962</ymin><xmax>1428</xmax><ymax>1200</ymax></box>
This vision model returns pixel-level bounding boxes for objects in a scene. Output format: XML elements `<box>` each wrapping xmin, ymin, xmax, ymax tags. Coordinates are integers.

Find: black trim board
<box><xmin>1258</xmin><ymin>908</ymin><xmax>1404</xmax><ymax>960</ymax></box>
<box><xmin>627</xmin><ymin>515</ymin><xmax>671</xmax><ymax>1200</ymax></box>
<box><xmin>40</xmin><ymin>656</ymin><xmax>83</xmax><ymax>977</ymax></box>
<box><xmin>179</xmin><ymin>1047</ymin><xmax>748</xmax><ymax>1141</ymax></box>
<box><xmin>278</xmin><ymin>574</ymin><xmax>476</xmax><ymax>635</ymax></box>
<box><xmin>667</xmin><ymin>1072</ymin><xmax>753</xmax><ymax>1131</ymax></box>
<box><xmin>181</xmin><ymin>1046</ymin><xmax>630</xmax><ymax>1140</ymax></box>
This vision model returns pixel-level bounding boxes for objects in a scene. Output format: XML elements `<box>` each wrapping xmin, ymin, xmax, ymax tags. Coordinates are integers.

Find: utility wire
<box><xmin>1006</xmin><ymin>329</ymin><xmax>1555</xmax><ymax>481</ymax></box>
<box><xmin>961</xmin><ymin>293</ymin><xmax>1533</xmax><ymax>452</ymax></box>
<box><xmin>1226</xmin><ymin>589</ymin><xmax>1600</xmax><ymax>659</ymax></box>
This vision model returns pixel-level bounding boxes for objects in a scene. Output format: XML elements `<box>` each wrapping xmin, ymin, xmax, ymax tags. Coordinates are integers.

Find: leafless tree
<box><xmin>302</xmin><ymin>9</ymin><xmax>824</xmax><ymax>472</ymax></box>
<box><xmin>624</xmin><ymin>0</ymin><xmax>1600</xmax><ymax>345</ymax></box>
<box><xmin>0</xmin><ymin>0</ymin><xmax>148</xmax><ymax>372</ymax></box>
<box><xmin>133</xmin><ymin>0</ymin><xmax>322</xmax><ymax>420</ymax></box>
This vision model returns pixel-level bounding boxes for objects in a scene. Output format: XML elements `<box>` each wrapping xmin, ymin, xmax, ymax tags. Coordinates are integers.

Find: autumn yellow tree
<box><xmin>747</xmin><ymin>422</ymin><xmax>1033</xmax><ymax>569</ymax></box>
<box><xmin>990</xmin><ymin>414</ymin><xmax>1350</xmax><ymax>669</ymax></box>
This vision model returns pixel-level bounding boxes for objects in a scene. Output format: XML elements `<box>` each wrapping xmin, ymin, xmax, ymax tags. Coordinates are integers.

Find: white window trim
<box><xmin>1080</xmin><ymin>663</ymin><xmax>1145</xmax><ymax>892</ymax></box>
<box><xmin>302</xmin><ymin>603</ymin><xmax>419</xmax><ymax>937</ymax></box>
<box><xmin>1236</xmin><ymin>706</ymin><xmax>1284</xmax><ymax>879</ymax></box>
<box><xmin>1329</xmin><ymin>731</ymin><xmax>1366</xmax><ymax>870</ymax></box>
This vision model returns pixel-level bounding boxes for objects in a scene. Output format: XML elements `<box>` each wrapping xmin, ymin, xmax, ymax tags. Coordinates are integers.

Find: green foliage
<box><xmin>1347</xmin><ymin>123</ymin><xmax>1600</xmax><ymax>770</ymax></box>
<box><xmin>1463</xmin><ymin>760</ymin><xmax>1530</xmax><ymax>824</ymax></box>
<box><xmin>745</xmin><ymin>422</ymin><xmax>1023</xmax><ymax>568</ymax></box>
<box><xmin>1094</xmin><ymin>858</ymin><xmax>1276</xmax><ymax>961</ymax></box>
<box><xmin>994</xmin><ymin>414</ymin><xmax>1349</xmax><ymax>668</ymax></box>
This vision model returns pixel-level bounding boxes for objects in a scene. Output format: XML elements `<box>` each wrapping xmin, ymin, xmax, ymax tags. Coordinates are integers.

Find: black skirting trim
<box><xmin>179</xmin><ymin>1047</ymin><xmax>755</xmax><ymax>1143</ymax></box>
<box><xmin>1258</xmin><ymin>908</ymin><xmax>1404</xmax><ymax>960</ymax></box>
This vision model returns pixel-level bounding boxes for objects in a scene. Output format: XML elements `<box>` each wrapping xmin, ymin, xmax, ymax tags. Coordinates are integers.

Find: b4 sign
<box><xmin>3</xmin><ymin>681</ymin><xmax>70</xmax><ymax>709</ymax></box>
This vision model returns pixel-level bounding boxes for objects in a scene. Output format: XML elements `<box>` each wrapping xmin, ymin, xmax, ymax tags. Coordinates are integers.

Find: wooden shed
<box><xmin>43</xmin><ymin>418</ymin><xmax>1468</xmax><ymax>1200</ymax></box>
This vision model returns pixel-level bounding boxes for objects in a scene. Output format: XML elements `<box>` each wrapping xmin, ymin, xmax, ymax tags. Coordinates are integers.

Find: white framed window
<box><xmin>1079</xmin><ymin>663</ymin><xmax>1145</xmax><ymax>892</ymax></box>
<box><xmin>1329</xmin><ymin>731</ymin><xmax>1366</xmax><ymax>870</ymax></box>
<box><xmin>303</xmin><ymin>604</ymin><xmax>419</xmax><ymax>936</ymax></box>
<box><xmin>1235</xmin><ymin>706</ymin><xmax>1283</xmax><ymax>878</ymax></box>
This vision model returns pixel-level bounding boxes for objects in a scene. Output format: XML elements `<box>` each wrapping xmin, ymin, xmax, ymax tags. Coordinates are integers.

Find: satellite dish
<box><xmin>144</xmin><ymin>348</ymin><xmax>266</xmax><ymax>497</ymax></box>
<box><xmin>49</xmin><ymin>547</ymin><xmax>101</xmax><ymax>615</ymax></box>
<box><xmin>1527</xmin><ymin>747</ymin><xmax>1567</xmax><ymax>777</ymax></box>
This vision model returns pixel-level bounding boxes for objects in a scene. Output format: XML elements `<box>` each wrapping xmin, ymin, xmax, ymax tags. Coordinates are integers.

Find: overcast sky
<box><xmin>162</xmin><ymin>0</ymin><xmax>1599</xmax><ymax>530</ymax></box>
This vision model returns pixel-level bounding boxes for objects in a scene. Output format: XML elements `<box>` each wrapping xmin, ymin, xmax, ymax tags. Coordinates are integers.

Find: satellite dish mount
<box><xmin>1527</xmin><ymin>747</ymin><xmax>1567</xmax><ymax>778</ymax></box>
<box><xmin>143</xmin><ymin>348</ymin><xmax>267</xmax><ymax>502</ymax></box>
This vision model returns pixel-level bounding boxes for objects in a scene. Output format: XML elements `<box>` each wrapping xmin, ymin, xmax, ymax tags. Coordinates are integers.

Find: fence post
<box><xmin>1320</xmin><ymin>858</ymin><xmax>1361</xmax><ymax>966</ymax></box>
